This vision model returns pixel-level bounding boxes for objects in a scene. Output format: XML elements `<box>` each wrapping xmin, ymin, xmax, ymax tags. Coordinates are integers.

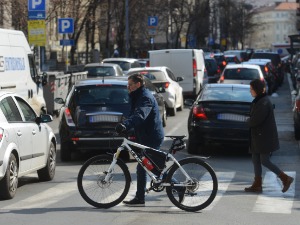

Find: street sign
<box><xmin>148</xmin><ymin>28</ymin><xmax>156</xmax><ymax>36</ymax></box>
<box><xmin>28</xmin><ymin>0</ymin><xmax>46</xmax><ymax>11</ymax></box>
<box><xmin>28</xmin><ymin>20</ymin><xmax>46</xmax><ymax>46</ymax></box>
<box><xmin>58</xmin><ymin>18</ymin><xmax>74</xmax><ymax>34</ymax></box>
<box><xmin>148</xmin><ymin>16</ymin><xmax>158</xmax><ymax>27</ymax></box>
<box><xmin>28</xmin><ymin>10</ymin><xmax>46</xmax><ymax>20</ymax></box>
<box><xmin>60</xmin><ymin>39</ymin><xmax>75</xmax><ymax>46</ymax></box>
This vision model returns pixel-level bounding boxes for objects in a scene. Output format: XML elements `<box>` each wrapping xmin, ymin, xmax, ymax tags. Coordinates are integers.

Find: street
<box><xmin>0</xmin><ymin>74</ymin><xmax>299</xmax><ymax>225</ymax></box>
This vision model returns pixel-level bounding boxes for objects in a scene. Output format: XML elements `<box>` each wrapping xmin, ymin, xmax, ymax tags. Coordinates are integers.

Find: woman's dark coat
<box><xmin>247</xmin><ymin>94</ymin><xmax>279</xmax><ymax>153</ymax></box>
<box><xmin>123</xmin><ymin>86</ymin><xmax>164</xmax><ymax>148</ymax></box>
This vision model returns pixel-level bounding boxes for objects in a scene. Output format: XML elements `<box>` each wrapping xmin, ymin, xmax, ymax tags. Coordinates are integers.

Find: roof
<box><xmin>102</xmin><ymin>58</ymin><xmax>139</xmax><ymax>63</ymax></box>
<box><xmin>84</xmin><ymin>63</ymin><xmax>120</xmax><ymax>67</ymax></box>
<box><xmin>128</xmin><ymin>66</ymin><xmax>167</xmax><ymax>72</ymax></box>
<box><xmin>74</xmin><ymin>78</ymin><xmax>128</xmax><ymax>87</ymax></box>
<box><xmin>206</xmin><ymin>83</ymin><xmax>250</xmax><ymax>89</ymax></box>
<box><xmin>224</xmin><ymin>64</ymin><xmax>261</xmax><ymax>69</ymax></box>
<box><xmin>275</xmin><ymin>2</ymin><xmax>298</xmax><ymax>10</ymax></box>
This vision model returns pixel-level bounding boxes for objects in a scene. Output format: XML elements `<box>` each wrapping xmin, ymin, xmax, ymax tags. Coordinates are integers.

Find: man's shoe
<box><xmin>123</xmin><ymin>197</ymin><xmax>145</xmax><ymax>207</ymax></box>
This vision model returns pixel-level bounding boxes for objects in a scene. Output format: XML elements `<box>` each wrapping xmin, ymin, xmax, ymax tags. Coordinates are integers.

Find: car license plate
<box><xmin>89</xmin><ymin>114</ymin><xmax>121</xmax><ymax>123</ymax></box>
<box><xmin>217</xmin><ymin>113</ymin><xmax>248</xmax><ymax>122</ymax></box>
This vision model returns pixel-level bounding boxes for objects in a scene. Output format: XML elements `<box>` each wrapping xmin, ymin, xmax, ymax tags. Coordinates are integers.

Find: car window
<box><xmin>105</xmin><ymin>61</ymin><xmax>130</xmax><ymax>71</ymax></box>
<box><xmin>224</xmin><ymin>68</ymin><xmax>260</xmax><ymax>80</ymax></box>
<box><xmin>131</xmin><ymin>61</ymin><xmax>142</xmax><ymax>68</ymax></box>
<box><xmin>85</xmin><ymin>66</ymin><xmax>115</xmax><ymax>77</ymax></box>
<box><xmin>0</xmin><ymin>96</ymin><xmax>22</xmax><ymax>122</ymax></box>
<box><xmin>15</xmin><ymin>97</ymin><xmax>36</xmax><ymax>122</ymax></box>
<box><xmin>201</xmin><ymin>87</ymin><xmax>253</xmax><ymax>102</ymax></box>
<box><xmin>166</xmin><ymin>69</ymin><xmax>176</xmax><ymax>81</ymax></box>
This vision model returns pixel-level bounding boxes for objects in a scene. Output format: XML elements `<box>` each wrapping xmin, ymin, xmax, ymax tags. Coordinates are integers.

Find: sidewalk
<box><xmin>270</xmin><ymin>73</ymin><xmax>299</xmax><ymax>161</ymax></box>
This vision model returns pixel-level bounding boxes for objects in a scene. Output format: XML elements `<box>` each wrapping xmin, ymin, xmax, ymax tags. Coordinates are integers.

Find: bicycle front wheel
<box><xmin>77</xmin><ymin>155</ymin><xmax>131</xmax><ymax>208</ymax></box>
<box><xmin>166</xmin><ymin>157</ymin><xmax>218</xmax><ymax>212</ymax></box>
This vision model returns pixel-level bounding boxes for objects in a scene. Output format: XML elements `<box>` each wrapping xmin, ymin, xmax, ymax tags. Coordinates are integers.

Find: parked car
<box><xmin>242</xmin><ymin>59</ymin><xmax>278</xmax><ymax>94</ymax></box>
<box><xmin>0</xmin><ymin>92</ymin><xmax>56</xmax><ymax>199</ymax></box>
<box><xmin>211</xmin><ymin>53</ymin><xmax>227</xmax><ymax>72</ymax></box>
<box><xmin>186</xmin><ymin>84</ymin><xmax>253</xmax><ymax>154</ymax></box>
<box><xmin>251</xmin><ymin>52</ymin><xmax>284</xmax><ymax>85</ymax></box>
<box><xmin>101</xmin><ymin>58</ymin><xmax>143</xmax><ymax>74</ymax></box>
<box><xmin>293</xmin><ymin>90</ymin><xmax>300</xmax><ymax>140</ymax></box>
<box><xmin>204</xmin><ymin>56</ymin><xmax>221</xmax><ymax>83</ymax></box>
<box><xmin>127</xmin><ymin>66</ymin><xmax>184</xmax><ymax>116</ymax></box>
<box><xmin>224</xmin><ymin>54</ymin><xmax>241</xmax><ymax>64</ymax></box>
<box><xmin>219</xmin><ymin>64</ymin><xmax>267</xmax><ymax>92</ymax></box>
<box><xmin>83</xmin><ymin>63</ymin><xmax>124</xmax><ymax>77</ymax></box>
<box><xmin>55</xmin><ymin>77</ymin><xmax>167</xmax><ymax>161</ymax></box>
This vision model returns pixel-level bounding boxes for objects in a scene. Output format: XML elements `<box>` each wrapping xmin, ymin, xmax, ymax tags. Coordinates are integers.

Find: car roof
<box><xmin>128</xmin><ymin>66</ymin><xmax>167</xmax><ymax>72</ymax></box>
<box><xmin>205</xmin><ymin>83</ymin><xmax>250</xmax><ymax>89</ymax></box>
<box><xmin>84</xmin><ymin>63</ymin><xmax>120</xmax><ymax>67</ymax></box>
<box><xmin>224</xmin><ymin>64</ymin><xmax>261</xmax><ymax>69</ymax></box>
<box><xmin>74</xmin><ymin>78</ymin><xmax>128</xmax><ymax>87</ymax></box>
<box><xmin>242</xmin><ymin>61</ymin><xmax>269</xmax><ymax>66</ymax></box>
<box><xmin>102</xmin><ymin>58</ymin><xmax>139</xmax><ymax>63</ymax></box>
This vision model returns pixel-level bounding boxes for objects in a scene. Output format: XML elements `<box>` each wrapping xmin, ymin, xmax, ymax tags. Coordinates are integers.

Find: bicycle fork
<box><xmin>103</xmin><ymin>146</ymin><xmax>123</xmax><ymax>183</ymax></box>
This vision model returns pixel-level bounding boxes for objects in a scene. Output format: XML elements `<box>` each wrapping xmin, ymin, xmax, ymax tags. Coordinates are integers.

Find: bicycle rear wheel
<box><xmin>166</xmin><ymin>157</ymin><xmax>218</xmax><ymax>212</ymax></box>
<box><xmin>77</xmin><ymin>155</ymin><xmax>131</xmax><ymax>208</ymax></box>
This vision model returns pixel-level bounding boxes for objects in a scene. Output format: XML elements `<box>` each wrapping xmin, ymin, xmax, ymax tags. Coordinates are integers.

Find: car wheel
<box><xmin>0</xmin><ymin>154</ymin><xmax>18</xmax><ymax>199</ymax></box>
<box><xmin>60</xmin><ymin>141</ymin><xmax>72</xmax><ymax>161</ymax></box>
<box><xmin>294</xmin><ymin>124</ymin><xmax>300</xmax><ymax>140</ymax></box>
<box><xmin>168</xmin><ymin>107</ymin><xmax>177</xmax><ymax>116</ymax></box>
<box><xmin>37</xmin><ymin>142</ymin><xmax>56</xmax><ymax>181</ymax></box>
<box><xmin>162</xmin><ymin>106</ymin><xmax>167</xmax><ymax>127</ymax></box>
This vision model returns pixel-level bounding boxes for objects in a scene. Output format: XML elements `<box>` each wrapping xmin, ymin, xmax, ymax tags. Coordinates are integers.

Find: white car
<box><xmin>219</xmin><ymin>64</ymin><xmax>267</xmax><ymax>85</ymax></box>
<box><xmin>0</xmin><ymin>92</ymin><xmax>57</xmax><ymax>199</ymax></box>
<box><xmin>128</xmin><ymin>66</ymin><xmax>184</xmax><ymax>116</ymax></box>
<box><xmin>101</xmin><ymin>58</ymin><xmax>143</xmax><ymax>74</ymax></box>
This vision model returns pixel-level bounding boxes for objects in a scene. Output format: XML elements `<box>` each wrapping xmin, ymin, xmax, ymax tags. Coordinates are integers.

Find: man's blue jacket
<box><xmin>123</xmin><ymin>86</ymin><xmax>164</xmax><ymax>149</ymax></box>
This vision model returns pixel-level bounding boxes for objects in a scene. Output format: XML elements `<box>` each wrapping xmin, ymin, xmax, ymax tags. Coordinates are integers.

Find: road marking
<box><xmin>204</xmin><ymin>172</ymin><xmax>236</xmax><ymax>210</ymax></box>
<box><xmin>252</xmin><ymin>171</ymin><xmax>296</xmax><ymax>214</ymax></box>
<box><xmin>1</xmin><ymin>182</ymin><xmax>77</xmax><ymax>210</ymax></box>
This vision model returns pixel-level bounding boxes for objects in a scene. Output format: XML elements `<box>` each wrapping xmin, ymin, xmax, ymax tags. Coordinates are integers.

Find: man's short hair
<box><xmin>250</xmin><ymin>79</ymin><xmax>266</xmax><ymax>95</ymax></box>
<box><xmin>128</xmin><ymin>73</ymin><xmax>145</xmax><ymax>85</ymax></box>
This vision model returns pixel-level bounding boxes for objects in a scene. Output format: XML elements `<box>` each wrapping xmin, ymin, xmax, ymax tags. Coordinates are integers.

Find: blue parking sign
<box><xmin>58</xmin><ymin>18</ymin><xmax>74</xmax><ymax>34</ymax></box>
<box><xmin>28</xmin><ymin>0</ymin><xmax>46</xmax><ymax>11</ymax></box>
<box><xmin>148</xmin><ymin>16</ymin><xmax>158</xmax><ymax>27</ymax></box>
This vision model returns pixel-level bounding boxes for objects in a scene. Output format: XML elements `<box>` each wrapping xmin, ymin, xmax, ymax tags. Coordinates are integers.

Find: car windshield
<box><xmin>224</xmin><ymin>68</ymin><xmax>260</xmax><ymax>80</ymax></box>
<box><xmin>201</xmin><ymin>86</ymin><xmax>253</xmax><ymax>102</ymax></box>
<box><xmin>104</xmin><ymin>61</ymin><xmax>130</xmax><ymax>71</ymax></box>
<box><xmin>73</xmin><ymin>85</ymin><xmax>129</xmax><ymax>106</ymax></box>
<box><xmin>84</xmin><ymin>66</ymin><xmax>115</xmax><ymax>77</ymax></box>
<box><xmin>137</xmin><ymin>71</ymin><xmax>166</xmax><ymax>81</ymax></box>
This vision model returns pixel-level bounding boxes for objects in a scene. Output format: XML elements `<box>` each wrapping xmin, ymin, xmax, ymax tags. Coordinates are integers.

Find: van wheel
<box><xmin>0</xmin><ymin>154</ymin><xmax>18</xmax><ymax>200</ymax></box>
<box><xmin>60</xmin><ymin>141</ymin><xmax>72</xmax><ymax>161</ymax></box>
<box><xmin>38</xmin><ymin>142</ymin><xmax>56</xmax><ymax>181</ymax></box>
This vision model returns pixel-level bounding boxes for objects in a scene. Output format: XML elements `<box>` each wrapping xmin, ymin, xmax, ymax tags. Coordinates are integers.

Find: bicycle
<box><xmin>77</xmin><ymin>134</ymin><xmax>218</xmax><ymax>212</ymax></box>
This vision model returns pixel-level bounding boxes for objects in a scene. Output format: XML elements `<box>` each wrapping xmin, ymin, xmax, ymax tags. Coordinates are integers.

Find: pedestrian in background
<box><xmin>245</xmin><ymin>79</ymin><xmax>294</xmax><ymax>193</ymax></box>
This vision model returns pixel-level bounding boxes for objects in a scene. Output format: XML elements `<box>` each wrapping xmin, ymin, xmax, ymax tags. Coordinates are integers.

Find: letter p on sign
<box><xmin>58</xmin><ymin>18</ymin><xmax>74</xmax><ymax>34</ymax></box>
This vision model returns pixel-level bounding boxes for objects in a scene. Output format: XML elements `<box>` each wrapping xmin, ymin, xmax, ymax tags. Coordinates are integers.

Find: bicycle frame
<box><xmin>105</xmin><ymin>137</ymin><xmax>193</xmax><ymax>187</ymax></box>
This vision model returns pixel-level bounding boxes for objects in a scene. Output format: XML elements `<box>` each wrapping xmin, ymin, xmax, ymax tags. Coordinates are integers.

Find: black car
<box><xmin>204</xmin><ymin>56</ymin><xmax>221</xmax><ymax>83</ymax></box>
<box><xmin>251</xmin><ymin>52</ymin><xmax>284</xmax><ymax>85</ymax></box>
<box><xmin>55</xmin><ymin>77</ymin><xmax>166</xmax><ymax>161</ymax></box>
<box><xmin>212</xmin><ymin>53</ymin><xmax>227</xmax><ymax>72</ymax></box>
<box><xmin>293</xmin><ymin>91</ymin><xmax>300</xmax><ymax>140</ymax></box>
<box><xmin>186</xmin><ymin>84</ymin><xmax>253</xmax><ymax>154</ymax></box>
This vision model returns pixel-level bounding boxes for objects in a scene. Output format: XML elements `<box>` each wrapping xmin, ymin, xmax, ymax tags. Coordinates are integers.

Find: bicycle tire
<box><xmin>77</xmin><ymin>155</ymin><xmax>131</xmax><ymax>208</ymax></box>
<box><xmin>166</xmin><ymin>157</ymin><xmax>218</xmax><ymax>212</ymax></box>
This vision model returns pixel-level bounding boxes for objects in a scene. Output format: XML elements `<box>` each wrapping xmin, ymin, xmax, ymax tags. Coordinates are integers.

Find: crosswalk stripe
<box><xmin>204</xmin><ymin>171</ymin><xmax>236</xmax><ymax>210</ymax></box>
<box><xmin>252</xmin><ymin>171</ymin><xmax>296</xmax><ymax>214</ymax></box>
<box><xmin>2</xmin><ymin>182</ymin><xmax>77</xmax><ymax>210</ymax></box>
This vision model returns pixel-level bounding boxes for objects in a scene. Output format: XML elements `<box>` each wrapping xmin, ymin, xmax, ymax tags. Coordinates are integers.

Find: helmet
<box><xmin>172</xmin><ymin>139</ymin><xmax>186</xmax><ymax>152</ymax></box>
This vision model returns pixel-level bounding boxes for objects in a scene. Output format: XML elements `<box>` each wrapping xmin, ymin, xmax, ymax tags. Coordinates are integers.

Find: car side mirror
<box><xmin>35</xmin><ymin>114</ymin><xmax>53</xmax><ymax>124</ymax></box>
<box><xmin>176</xmin><ymin>77</ymin><xmax>184</xmax><ymax>82</ymax></box>
<box><xmin>184</xmin><ymin>99</ymin><xmax>194</xmax><ymax>107</ymax></box>
<box><xmin>54</xmin><ymin>98</ymin><xmax>65</xmax><ymax>104</ymax></box>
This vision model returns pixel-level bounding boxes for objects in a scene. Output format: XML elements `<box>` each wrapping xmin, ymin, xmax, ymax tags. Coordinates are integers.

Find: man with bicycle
<box><xmin>115</xmin><ymin>73</ymin><xmax>165</xmax><ymax>206</ymax></box>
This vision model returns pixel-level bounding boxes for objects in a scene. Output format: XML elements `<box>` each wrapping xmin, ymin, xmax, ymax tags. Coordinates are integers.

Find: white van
<box><xmin>149</xmin><ymin>49</ymin><xmax>207</xmax><ymax>97</ymax></box>
<box><xmin>0</xmin><ymin>28</ymin><xmax>47</xmax><ymax>115</ymax></box>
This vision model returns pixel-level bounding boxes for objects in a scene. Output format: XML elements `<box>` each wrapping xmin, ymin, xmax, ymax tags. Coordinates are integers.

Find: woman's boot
<box><xmin>278</xmin><ymin>172</ymin><xmax>294</xmax><ymax>193</ymax></box>
<box><xmin>244</xmin><ymin>177</ymin><xmax>262</xmax><ymax>193</ymax></box>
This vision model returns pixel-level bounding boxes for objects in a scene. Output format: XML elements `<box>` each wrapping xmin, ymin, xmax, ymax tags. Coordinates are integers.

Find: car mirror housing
<box><xmin>54</xmin><ymin>98</ymin><xmax>65</xmax><ymax>104</ymax></box>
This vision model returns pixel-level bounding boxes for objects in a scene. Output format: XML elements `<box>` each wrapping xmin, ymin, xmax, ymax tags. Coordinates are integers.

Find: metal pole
<box><xmin>125</xmin><ymin>0</ymin><xmax>129</xmax><ymax>57</ymax></box>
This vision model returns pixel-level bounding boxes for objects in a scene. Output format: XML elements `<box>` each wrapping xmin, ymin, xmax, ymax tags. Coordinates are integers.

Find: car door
<box><xmin>14</xmin><ymin>96</ymin><xmax>48</xmax><ymax>169</ymax></box>
<box><xmin>166</xmin><ymin>68</ymin><xmax>182</xmax><ymax>107</ymax></box>
<box><xmin>0</xmin><ymin>96</ymin><xmax>32</xmax><ymax>173</ymax></box>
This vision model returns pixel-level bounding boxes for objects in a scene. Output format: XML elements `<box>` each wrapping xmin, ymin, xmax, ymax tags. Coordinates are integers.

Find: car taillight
<box><xmin>146</xmin><ymin>61</ymin><xmax>150</xmax><ymax>67</ymax></box>
<box><xmin>192</xmin><ymin>105</ymin><xmax>208</xmax><ymax>120</ymax></box>
<box><xmin>64</xmin><ymin>108</ymin><xmax>76</xmax><ymax>126</ymax></box>
<box><xmin>264</xmin><ymin>66</ymin><xmax>269</xmax><ymax>73</ymax></box>
<box><xmin>165</xmin><ymin>82</ymin><xmax>170</xmax><ymax>89</ymax></box>
<box><xmin>0</xmin><ymin>128</ymin><xmax>4</xmax><ymax>142</ymax></box>
<box><xmin>222</xmin><ymin>61</ymin><xmax>226</xmax><ymax>66</ymax></box>
<box><xmin>296</xmin><ymin>99</ymin><xmax>300</xmax><ymax>113</ymax></box>
<box><xmin>217</xmin><ymin>66</ymin><xmax>221</xmax><ymax>74</ymax></box>
<box><xmin>193</xmin><ymin>59</ymin><xmax>197</xmax><ymax>77</ymax></box>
